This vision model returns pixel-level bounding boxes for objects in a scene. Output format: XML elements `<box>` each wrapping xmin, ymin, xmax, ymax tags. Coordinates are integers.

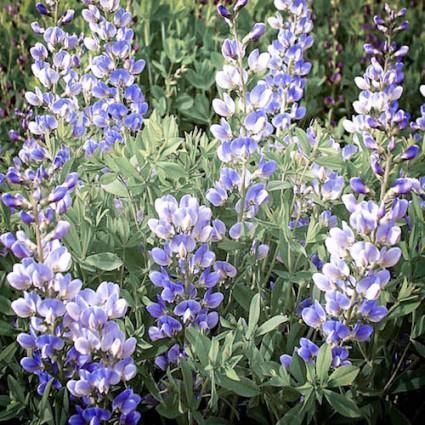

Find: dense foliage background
<box><xmin>0</xmin><ymin>0</ymin><xmax>424</xmax><ymax>424</ymax></box>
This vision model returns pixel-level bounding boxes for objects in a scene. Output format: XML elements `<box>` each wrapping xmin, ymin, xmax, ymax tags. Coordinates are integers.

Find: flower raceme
<box><xmin>343</xmin><ymin>5</ymin><xmax>419</xmax><ymax>185</ymax></box>
<box><xmin>28</xmin><ymin>0</ymin><xmax>148</xmax><ymax>155</ymax></box>
<box><xmin>81</xmin><ymin>0</ymin><xmax>148</xmax><ymax>154</ymax></box>
<box><xmin>266</xmin><ymin>0</ymin><xmax>313</xmax><ymax>132</ymax></box>
<box><xmin>208</xmin><ymin>1</ymin><xmax>277</xmax><ymax>243</ymax></box>
<box><xmin>0</xmin><ymin>0</ymin><xmax>146</xmax><ymax>423</ymax></box>
<box><xmin>280</xmin><ymin>4</ymin><xmax>424</xmax><ymax>370</ymax></box>
<box><xmin>147</xmin><ymin>195</ymin><xmax>236</xmax><ymax>369</ymax></box>
<box><xmin>282</xmin><ymin>195</ymin><xmax>407</xmax><ymax>368</ymax></box>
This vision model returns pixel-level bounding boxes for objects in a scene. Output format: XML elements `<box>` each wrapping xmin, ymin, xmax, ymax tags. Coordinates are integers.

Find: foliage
<box><xmin>0</xmin><ymin>1</ymin><xmax>425</xmax><ymax>425</ymax></box>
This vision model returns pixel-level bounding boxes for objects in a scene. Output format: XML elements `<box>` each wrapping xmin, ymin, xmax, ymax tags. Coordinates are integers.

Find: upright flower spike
<box><xmin>147</xmin><ymin>195</ymin><xmax>235</xmax><ymax>369</ymax></box>
<box><xmin>282</xmin><ymin>196</ymin><xmax>406</xmax><ymax>369</ymax></box>
<box><xmin>27</xmin><ymin>0</ymin><xmax>148</xmax><ymax>156</ymax></box>
<box><xmin>281</xmin><ymin>4</ymin><xmax>422</xmax><ymax>371</ymax></box>
<box><xmin>81</xmin><ymin>0</ymin><xmax>148</xmax><ymax>154</ymax></box>
<box><xmin>208</xmin><ymin>2</ymin><xmax>276</xmax><ymax>241</ymax></box>
<box><xmin>1</xmin><ymin>1</ymin><xmax>144</xmax><ymax>423</ymax></box>
<box><xmin>266</xmin><ymin>0</ymin><xmax>313</xmax><ymax>133</ymax></box>
<box><xmin>343</xmin><ymin>5</ymin><xmax>414</xmax><ymax>195</ymax></box>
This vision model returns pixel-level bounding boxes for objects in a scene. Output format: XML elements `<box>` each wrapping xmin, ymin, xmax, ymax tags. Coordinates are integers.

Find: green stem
<box><xmin>383</xmin><ymin>341</ymin><xmax>410</xmax><ymax>393</ymax></box>
<box><xmin>379</xmin><ymin>154</ymin><xmax>392</xmax><ymax>202</ymax></box>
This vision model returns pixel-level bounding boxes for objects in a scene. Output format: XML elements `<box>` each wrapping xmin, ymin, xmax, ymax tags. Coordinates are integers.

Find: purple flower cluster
<box><xmin>280</xmin><ymin>5</ymin><xmax>423</xmax><ymax>370</ymax></box>
<box><xmin>28</xmin><ymin>0</ymin><xmax>147</xmax><ymax>156</ymax></box>
<box><xmin>8</xmin><ymin>245</ymin><xmax>140</xmax><ymax>424</ymax></box>
<box><xmin>66</xmin><ymin>282</ymin><xmax>140</xmax><ymax>425</ymax></box>
<box><xmin>266</xmin><ymin>0</ymin><xmax>313</xmax><ymax>132</ymax></box>
<box><xmin>282</xmin><ymin>195</ymin><xmax>407</xmax><ymax>368</ymax></box>
<box><xmin>343</xmin><ymin>5</ymin><xmax>417</xmax><ymax>178</ymax></box>
<box><xmin>81</xmin><ymin>0</ymin><xmax>148</xmax><ymax>154</ymax></box>
<box><xmin>208</xmin><ymin>1</ymin><xmax>276</xmax><ymax>241</ymax></box>
<box><xmin>147</xmin><ymin>195</ymin><xmax>236</xmax><ymax>369</ymax></box>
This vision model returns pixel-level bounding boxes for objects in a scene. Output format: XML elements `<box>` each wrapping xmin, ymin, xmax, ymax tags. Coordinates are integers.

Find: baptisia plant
<box><xmin>281</xmin><ymin>4</ymin><xmax>422</xmax><ymax>370</ymax></box>
<box><xmin>0</xmin><ymin>0</ymin><xmax>146</xmax><ymax>423</ymax></box>
<box><xmin>147</xmin><ymin>195</ymin><xmax>236</xmax><ymax>369</ymax></box>
<box><xmin>207</xmin><ymin>1</ymin><xmax>276</xmax><ymax>243</ymax></box>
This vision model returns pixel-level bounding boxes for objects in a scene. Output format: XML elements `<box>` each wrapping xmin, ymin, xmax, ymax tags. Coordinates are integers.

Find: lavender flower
<box><xmin>80</xmin><ymin>0</ymin><xmax>148</xmax><ymax>154</ymax></box>
<box><xmin>293</xmin><ymin>196</ymin><xmax>406</xmax><ymax>367</ymax></box>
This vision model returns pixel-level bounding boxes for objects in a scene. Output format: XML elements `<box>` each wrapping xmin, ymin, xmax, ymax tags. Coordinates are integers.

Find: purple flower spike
<box><xmin>147</xmin><ymin>195</ymin><xmax>234</xmax><ymax>369</ymax></box>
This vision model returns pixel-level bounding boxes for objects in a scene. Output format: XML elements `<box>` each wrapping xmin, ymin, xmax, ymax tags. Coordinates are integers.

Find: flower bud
<box><xmin>245</xmin><ymin>23</ymin><xmax>266</xmax><ymax>42</ymax></box>
<box><xmin>60</xmin><ymin>9</ymin><xmax>75</xmax><ymax>25</ymax></box>
<box><xmin>217</xmin><ymin>5</ymin><xmax>232</xmax><ymax>20</ymax></box>
<box><xmin>35</xmin><ymin>3</ymin><xmax>50</xmax><ymax>16</ymax></box>
<box><xmin>234</xmin><ymin>0</ymin><xmax>248</xmax><ymax>13</ymax></box>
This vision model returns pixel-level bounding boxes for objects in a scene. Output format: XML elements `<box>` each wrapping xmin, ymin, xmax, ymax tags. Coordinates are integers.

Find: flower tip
<box><xmin>247</xmin><ymin>23</ymin><xmax>266</xmax><ymax>42</ymax></box>
<box><xmin>35</xmin><ymin>2</ymin><xmax>50</xmax><ymax>16</ymax></box>
<box><xmin>234</xmin><ymin>0</ymin><xmax>249</xmax><ymax>13</ymax></box>
<box><xmin>217</xmin><ymin>4</ymin><xmax>232</xmax><ymax>20</ymax></box>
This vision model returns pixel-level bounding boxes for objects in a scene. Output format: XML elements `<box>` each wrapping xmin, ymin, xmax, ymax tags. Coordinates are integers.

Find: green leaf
<box><xmin>247</xmin><ymin>293</ymin><xmax>261</xmax><ymax>339</ymax></box>
<box><xmin>277</xmin><ymin>404</ymin><xmax>304</xmax><ymax>425</ymax></box>
<box><xmin>38</xmin><ymin>379</ymin><xmax>54</xmax><ymax>424</ymax></box>
<box><xmin>219</xmin><ymin>375</ymin><xmax>260</xmax><ymax>398</ymax></box>
<box><xmin>0</xmin><ymin>321</ymin><xmax>14</xmax><ymax>336</ymax></box>
<box><xmin>176</xmin><ymin>94</ymin><xmax>194</xmax><ymax>111</ymax></box>
<box><xmin>0</xmin><ymin>404</ymin><xmax>24</xmax><ymax>422</ymax></box>
<box><xmin>185</xmin><ymin>327</ymin><xmax>211</xmax><ymax>366</ymax></box>
<box><xmin>316</xmin><ymin>344</ymin><xmax>332</xmax><ymax>385</ymax></box>
<box><xmin>84</xmin><ymin>252</ymin><xmax>123</xmax><ymax>271</ymax></box>
<box><xmin>328</xmin><ymin>365</ymin><xmax>360</xmax><ymax>387</ymax></box>
<box><xmin>156</xmin><ymin>161</ymin><xmax>187</xmax><ymax>179</ymax></box>
<box><xmin>232</xmin><ymin>282</ymin><xmax>255</xmax><ymax>311</ymax></box>
<box><xmin>256</xmin><ymin>315</ymin><xmax>288</xmax><ymax>337</ymax></box>
<box><xmin>0</xmin><ymin>343</ymin><xmax>17</xmax><ymax>363</ymax></box>
<box><xmin>412</xmin><ymin>315</ymin><xmax>425</xmax><ymax>338</ymax></box>
<box><xmin>388</xmin><ymin>300</ymin><xmax>421</xmax><ymax>319</ymax></box>
<box><xmin>101</xmin><ymin>177</ymin><xmax>129</xmax><ymax>197</ymax></box>
<box><xmin>0</xmin><ymin>295</ymin><xmax>12</xmax><ymax>315</ymax></box>
<box><xmin>7</xmin><ymin>376</ymin><xmax>25</xmax><ymax>405</ymax></box>
<box><xmin>392</xmin><ymin>371</ymin><xmax>425</xmax><ymax>393</ymax></box>
<box><xmin>324</xmin><ymin>389</ymin><xmax>362</xmax><ymax>418</ymax></box>
<box><xmin>181</xmin><ymin>361</ymin><xmax>196</xmax><ymax>409</ymax></box>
